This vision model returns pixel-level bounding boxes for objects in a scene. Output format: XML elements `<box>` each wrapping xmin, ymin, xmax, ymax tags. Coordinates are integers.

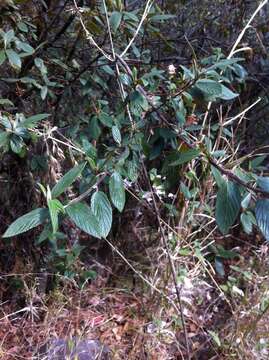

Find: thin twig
<box><xmin>140</xmin><ymin>158</ymin><xmax>191</xmax><ymax>359</ymax></box>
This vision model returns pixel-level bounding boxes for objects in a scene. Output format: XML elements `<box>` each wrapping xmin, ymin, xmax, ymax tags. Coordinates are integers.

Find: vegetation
<box><xmin>1</xmin><ymin>0</ymin><xmax>269</xmax><ymax>358</ymax></box>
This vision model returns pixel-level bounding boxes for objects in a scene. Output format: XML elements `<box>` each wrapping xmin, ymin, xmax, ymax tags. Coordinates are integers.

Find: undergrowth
<box><xmin>1</xmin><ymin>0</ymin><xmax>269</xmax><ymax>359</ymax></box>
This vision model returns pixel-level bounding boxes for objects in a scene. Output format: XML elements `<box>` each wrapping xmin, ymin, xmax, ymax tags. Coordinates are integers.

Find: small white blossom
<box><xmin>168</xmin><ymin>64</ymin><xmax>176</xmax><ymax>75</ymax></box>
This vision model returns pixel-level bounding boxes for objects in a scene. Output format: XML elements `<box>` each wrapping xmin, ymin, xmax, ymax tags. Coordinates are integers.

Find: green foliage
<box><xmin>51</xmin><ymin>162</ymin><xmax>86</xmax><ymax>199</ymax></box>
<box><xmin>3</xmin><ymin>208</ymin><xmax>49</xmax><ymax>238</ymax></box>
<box><xmin>255</xmin><ymin>200</ymin><xmax>269</xmax><ymax>242</ymax></box>
<box><xmin>216</xmin><ymin>180</ymin><xmax>241</xmax><ymax>235</ymax></box>
<box><xmin>109</xmin><ymin>172</ymin><xmax>126</xmax><ymax>212</ymax></box>
<box><xmin>91</xmin><ymin>191</ymin><xmax>112</xmax><ymax>238</ymax></box>
<box><xmin>66</xmin><ymin>202</ymin><xmax>101</xmax><ymax>239</ymax></box>
<box><xmin>1</xmin><ymin>0</ymin><xmax>269</xmax><ymax>275</ymax></box>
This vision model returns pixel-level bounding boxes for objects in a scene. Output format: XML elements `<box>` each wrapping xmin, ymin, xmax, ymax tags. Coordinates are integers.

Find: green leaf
<box><xmin>211</xmin><ymin>166</ymin><xmax>225</xmax><ymax>188</ymax></box>
<box><xmin>0</xmin><ymin>131</ymin><xmax>9</xmax><ymax>148</ymax></box>
<box><xmin>196</xmin><ymin>79</ymin><xmax>222</xmax><ymax>100</ymax></box>
<box><xmin>48</xmin><ymin>199</ymin><xmax>64</xmax><ymax>233</ymax></box>
<box><xmin>3</xmin><ymin>208</ymin><xmax>49</xmax><ymax>238</ymax></box>
<box><xmin>206</xmin><ymin>58</ymin><xmax>243</xmax><ymax>71</ymax></box>
<box><xmin>241</xmin><ymin>193</ymin><xmax>251</xmax><ymax>209</ymax></box>
<box><xmin>6</xmin><ymin>49</ymin><xmax>21</xmax><ymax>70</ymax></box>
<box><xmin>40</xmin><ymin>86</ymin><xmax>48</xmax><ymax>100</ymax></box>
<box><xmin>255</xmin><ymin>199</ymin><xmax>269</xmax><ymax>242</ymax></box>
<box><xmin>250</xmin><ymin>155</ymin><xmax>267</xmax><ymax>169</ymax></box>
<box><xmin>51</xmin><ymin>162</ymin><xmax>86</xmax><ymax>198</ymax></box>
<box><xmin>150</xmin><ymin>14</ymin><xmax>175</xmax><ymax>22</ymax></box>
<box><xmin>109</xmin><ymin>172</ymin><xmax>126</xmax><ymax>212</ymax></box>
<box><xmin>127</xmin><ymin>159</ymin><xmax>139</xmax><ymax>181</ymax></box>
<box><xmin>91</xmin><ymin>191</ymin><xmax>112</xmax><ymax>238</ymax></box>
<box><xmin>208</xmin><ymin>330</ymin><xmax>221</xmax><ymax>347</ymax></box>
<box><xmin>21</xmin><ymin>113</ymin><xmax>50</xmax><ymax>128</ymax></box>
<box><xmin>16</xmin><ymin>40</ymin><xmax>34</xmax><ymax>54</ymax></box>
<box><xmin>112</xmin><ymin>125</ymin><xmax>121</xmax><ymax>144</ymax></box>
<box><xmin>240</xmin><ymin>211</ymin><xmax>255</xmax><ymax>234</ymax></box>
<box><xmin>169</xmin><ymin>148</ymin><xmax>200</xmax><ymax>166</ymax></box>
<box><xmin>3</xmin><ymin>30</ymin><xmax>15</xmax><ymax>48</ymax></box>
<box><xmin>0</xmin><ymin>98</ymin><xmax>14</xmax><ymax>107</ymax></box>
<box><xmin>257</xmin><ymin>177</ymin><xmax>269</xmax><ymax>193</ymax></box>
<box><xmin>66</xmin><ymin>202</ymin><xmax>101</xmax><ymax>238</ymax></box>
<box><xmin>98</xmin><ymin>112</ymin><xmax>113</xmax><ymax>127</ymax></box>
<box><xmin>219</xmin><ymin>85</ymin><xmax>238</xmax><ymax>100</ymax></box>
<box><xmin>36</xmin><ymin>223</ymin><xmax>51</xmax><ymax>245</ymax></box>
<box><xmin>10</xmin><ymin>134</ymin><xmax>24</xmax><ymax>153</ymax></box>
<box><xmin>110</xmin><ymin>11</ymin><xmax>122</xmax><ymax>33</ymax></box>
<box><xmin>89</xmin><ymin>117</ymin><xmax>101</xmax><ymax>140</ymax></box>
<box><xmin>0</xmin><ymin>50</ymin><xmax>6</xmax><ymax>66</ymax></box>
<box><xmin>17</xmin><ymin>22</ymin><xmax>28</xmax><ymax>33</ymax></box>
<box><xmin>216</xmin><ymin>180</ymin><xmax>241</xmax><ymax>235</ymax></box>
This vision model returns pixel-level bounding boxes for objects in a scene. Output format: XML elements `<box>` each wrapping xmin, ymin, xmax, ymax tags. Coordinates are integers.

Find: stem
<box><xmin>141</xmin><ymin>158</ymin><xmax>191</xmax><ymax>360</ymax></box>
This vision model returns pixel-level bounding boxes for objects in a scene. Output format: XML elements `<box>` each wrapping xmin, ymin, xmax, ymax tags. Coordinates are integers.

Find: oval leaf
<box><xmin>112</xmin><ymin>125</ymin><xmax>121</xmax><ymax>144</ymax></box>
<box><xmin>216</xmin><ymin>180</ymin><xmax>241</xmax><ymax>235</ymax></box>
<box><xmin>6</xmin><ymin>49</ymin><xmax>21</xmax><ymax>70</ymax></box>
<box><xmin>66</xmin><ymin>202</ymin><xmax>101</xmax><ymax>239</ymax></box>
<box><xmin>91</xmin><ymin>191</ymin><xmax>112</xmax><ymax>238</ymax></box>
<box><xmin>196</xmin><ymin>79</ymin><xmax>222</xmax><ymax>100</ymax></box>
<box><xmin>169</xmin><ymin>148</ymin><xmax>200</xmax><ymax>166</ymax></box>
<box><xmin>109</xmin><ymin>172</ymin><xmax>126</xmax><ymax>212</ymax></box>
<box><xmin>48</xmin><ymin>199</ymin><xmax>64</xmax><ymax>233</ymax></box>
<box><xmin>3</xmin><ymin>208</ymin><xmax>49</xmax><ymax>238</ymax></box>
<box><xmin>51</xmin><ymin>162</ymin><xmax>86</xmax><ymax>198</ymax></box>
<box><xmin>110</xmin><ymin>11</ymin><xmax>122</xmax><ymax>33</ymax></box>
<box><xmin>255</xmin><ymin>199</ymin><xmax>269</xmax><ymax>242</ymax></box>
<box><xmin>21</xmin><ymin>113</ymin><xmax>51</xmax><ymax>129</ymax></box>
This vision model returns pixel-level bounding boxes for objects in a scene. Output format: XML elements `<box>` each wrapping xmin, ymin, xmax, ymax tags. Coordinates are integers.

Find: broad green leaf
<box><xmin>109</xmin><ymin>172</ymin><xmax>126</xmax><ymax>212</ymax></box>
<box><xmin>10</xmin><ymin>134</ymin><xmax>24</xmax><ymax>153</ymax></box>
<box><xmin>21</xmin><ymin>113</ymin><xmax>50</xmax><ymax>128</ymax></box>
<box><xmin>17</xmin><ymin>22</ymin><xmax>28</xmax><ymax>33</ymax></box>
<box><xmin>250</xmin><ymin>155</ymin><xmax>267</xmax><ymax>170</ymax></box>
<box><xmin>240</xmin><ymin>211</ymin><xmax>255</xmax><ymax>234</ymax></box>
<box><xmin>16</xmin><ymin>40</ymin><xmax>34</xmax><ymax>54</ymax></box>
<box><xmin>91</xmin><ymin>191</ymin><xmax>112</xmax><ymax>238</ymax></box>
<box><xmin>66</xmin><ymin>202</ymin><xmax>101</xmax><ymax>238</ymax></box>
<box><xmin>169</xmin><ymin>148</ymin><xmax>200</xmax><ymax>166</ymax></box>
<box><xmin>35</xmin><ymin>223</ymin><xmax>51</xmax><ymax>245</ymax></box>
<box><xmin>241</xmin><ymin>193</ymin><xmax>251</xmax><ymax>209</ymax></box>
<box><xmin>98</xmin><ymin>112</ymin><xmax>113</xmax><ymax>127</ymax></box>
<box><xmin>110</xmin><ymin>11</ymin><xmax>122</xmax><ymax>33</ymax></box>
<box><xmin>211</xmin><ymin>166</ymin><xmax>225</xmax><ymax>188</ymax></box>
<box><xmin>40</xmin><ymin>86</ymin><xmax>48</xmax><ymax>100</ymax></box>
<box><xmin>89</xmin><ymin>117</ymin><xmax>101</xmax><ymax>140</ymax></box>
<box><xmin>3</xmin><ymin>208</ymin><xmax>49</xmax><ymax>238</ymax></box>
<box><xmin>255</xmin><ymin>199</ymin><xmax>269</xmax><ymax>242</ymax></box>
<box><xmin>219</xmin><ymin>85</ymin><xmax>238</xmax><ymax>100</ymax></box>
<box><xmin>206</xmin><ymin>58</ymin><xmax>243</xmax><ymax>71</ymax></box>
<box><xmin>208</xmin><ymin>331</ymin><xmax>221</xmax><ymax>347</ymax></box>
<box><xmin>127</xmin><ymin>159</ymin><xmax>139</xmax><ymax>181</ymax></box>
<box><xmin>216</xmin><ymin>180</ymin><xmax>241</xmax><ymax>235</ymax></box>
<box><xmin>112</xmin><ymin>125</ymin><xmax>121</xmax><ymax>144</ymax></box>
<box><xmin>257</xmin><ymin>177</ymin><xmax>269</xmax><ymax>193</ymax></box>
<box><xmin>48</xmin><ymin>199</ymin><xmax>64</xmax><ymax>233</ymax></box>
<box><xmin>0</xmin><ymin>50</ymin><xmax>6</xmax><ymax>66</ymax></box>
<box><xmin>3</xmin><ymin>30</ymin><xmax>14</xmax><ymax>48</ymax></box>
<box><xmin>0</xmin><ymin>131</ymin><xmax>9</xmax><ymax>148</ymax></box>
<box><xmin>196</xmin><ymin>79</ymin><xmax>222</xmax><ymax>100</ymax></box>
<box><xmin>51</xmin><ymin>162</ymin><xmax>86</xmax><ymax>198</ymax></box>
<box><xmin>0</xmin><ymin>98</ymin><xmax>14</xmax><ymax>107</ymax></box>
<box><xmin>150</xmin><ymin>14</ymin><xmax>175</xmax><ymax>22</ymax></box>
<box><xmin>6</xmin><ymin>49</ymin><xmax>21</xmax><ymax>69</ymax></box>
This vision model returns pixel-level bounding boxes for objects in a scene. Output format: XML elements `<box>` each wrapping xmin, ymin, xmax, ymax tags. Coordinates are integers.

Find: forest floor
<box><xmin>1</xmin><ymin>231</ymin><xmax>269</xmax><ymax>360</ymax></box>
